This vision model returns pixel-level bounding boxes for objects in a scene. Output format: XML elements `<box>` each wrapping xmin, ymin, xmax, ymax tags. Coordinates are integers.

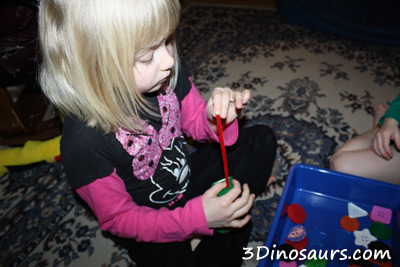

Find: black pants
<box><xmin>118</xmin><ymin>125</ymin><xmax>277</xmax><ymax>267</ymax></box>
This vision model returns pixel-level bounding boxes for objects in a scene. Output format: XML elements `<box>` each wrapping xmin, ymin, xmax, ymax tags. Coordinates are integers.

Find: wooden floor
<box><xmin>182</xmin><ymin>0</ymin><xmax>276</xmax><ymax>9</ymax></box>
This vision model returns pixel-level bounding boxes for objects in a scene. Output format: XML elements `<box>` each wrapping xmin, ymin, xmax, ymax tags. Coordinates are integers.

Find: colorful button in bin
<box><xmin>354</xmin><ymin>228</ymin><xmax>377</xmax><ymax>248</ymax></box>
<box><xmin>368</xmin><ymin>241</ymin><xmax>393</xmax><ymax>261</ymax></box>
<box><xmin>276</xmin><ymin>243</ymin><xmax>297</xmax><ymax>262</ymax></box>
<box><xmin>369</xmin><ymin>222</ymin><xmax>392</xmax><ymax>240</ymax></box>
<box><xmin>370</xmin><ymin>205</ymin><xmax>392</xmax><ymax>224</ymax></box>
<box><xmin>279</xmin><ymin>261</ymin><xmax>297</xmax><ymax>267</ymax></box>
<box><xmin>287</xmin><ymin>225</ymin><xmax>306</xmax><ymax>242</ymax></box>
<box><xmin>287</xmin><ymin>204</ymin><xmax>306</xmax><ymax>224</ymax></box>
<box><xmin>348</xmin><ymin>254</ymin><xmax>374</xmax><ymax>267</ymax></box>
<box><xmin>257</xmin><ymin>164</ymin><xmax>400</xmax><ymax>267</ymax></box>
<box><xmin>340</xmin><ymin>215</ymin><xmax>359</xmax><ymax>232</ymax></box>
<box><xmin>304</xmin><ymin>258</ymin><xmax>327</xmax><ymax>267</ymax></box>
<box><xmin>348</xmin><ymin>202</ymin><xmax>368</xmax><ymax>218</ymax></box>
<box><xmin>367</xmin><ymin>258</ymin><xmax>392</xmax><ymax>267</ymax></box>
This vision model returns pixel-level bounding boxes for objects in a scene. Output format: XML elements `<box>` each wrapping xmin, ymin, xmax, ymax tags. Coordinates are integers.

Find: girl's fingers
<box><xmin>241</xmin><ymin>89</ymin><xmax>251</xmax><ymax>105</ymax></box>
<box><xmin>394</xmin><ymin>132</ymin><xmax>400</xmax><ymax>151</ymax></box>
<box><xmin>219</xmin><ymin>179</ymin><xmax>242</xmax><ymax>202</ymax></box>
<box><xmin>233</xmin><ymin>90</ymin><xmax>251</xmax><ymax>109</ymax></box>
<box><xmin>233</xmin><ymin>91</ymin><xmax>243</xmax><ymax>109</ymax></box>
<box><xmin>211</xmin><ymin>87</ymin><xmax>231</xmax><ymax>118</ymax></box>
<box><xmin>211</xmin><ymin>88</ymin><xmax>223</xmax><ymax>116</ymax></box>
<box><xmin>380</xmin><ymin>138</ymin><xmax>390</xmax><ymax>160</ymax></box>
<box><xmin>373</xmin><ymin>135</ymin><xmax>383</xmax><ymax>159</ymax></box>
<box><xmin>230</xmin><ymin>193</ymin><xmax>255</xmax><ymax>221</ymax></box>
<box><xmin>230</xmin><ymin>183</ymin><xmax>251</xmax><ymax>209</ymax></box>
<box><xmin>207</xmin><ymin>180</ymin><xmax>230</xmax><ymax>197</ymax></box>
<box><xmin>220</xmin><ymin>89</ymin><xmax>231</xmax><ymax>118</ymax></box>
<box><xmin>379</xmin><ymin>136</ymin><xmax>391</xmax><ymax>160</ymax></box>
<box><xmin>211</xmin><ymin>87</ymin><xmax>250</xmax><ymax>119</ymax></box>
<box><xmin>383</xmin><ymin>136</ymin><xmax>393</xmax><ymax>159</ymax></box>
<box><xmin>229</xmin><ymin>214</ymin><xmax>252</xmax><ymax>228</ymax></box>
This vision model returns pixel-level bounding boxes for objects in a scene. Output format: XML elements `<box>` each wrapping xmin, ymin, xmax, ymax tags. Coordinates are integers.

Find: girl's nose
<box><xmin>159</xmin><ymin>44</ymin><xmax>174</xmax><ymax>70</ymax></box>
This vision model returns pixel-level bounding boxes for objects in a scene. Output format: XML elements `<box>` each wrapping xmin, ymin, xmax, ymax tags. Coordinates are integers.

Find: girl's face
<box><xmin>134</xmin><ymin>38</ymin><xmax>174</xmax><ymax>94</ymax></box>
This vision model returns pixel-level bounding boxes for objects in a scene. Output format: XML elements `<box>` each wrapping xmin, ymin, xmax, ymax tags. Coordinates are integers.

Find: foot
<box><xmin>267</xmin><ymin>176</ymin><xmax>277</xmax><ymax>186</ymax></box>
<box><xmin>373</xmin><ymin>103</ymin><xmax>387</xmax><ymax>127</ymax></box>
<box><xmin>190</xmin><ymin>237</ymin><xmax>202</xmax><ymax>251</ymax></box>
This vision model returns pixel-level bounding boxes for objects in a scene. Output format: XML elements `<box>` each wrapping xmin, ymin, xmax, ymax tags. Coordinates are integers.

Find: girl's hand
<box><xmin>202</xmin><ymin>179</ymin><xmax>255</xmax><ymax>229</ymax></box>
<box><xmin>206</xmin><ymin>87</ymin><xmax>251</xmax><ymax>129</ymax></box>
<box><xmin>372</xmin><ymin>117</ymin><xmax>400</xmax><ymax>160</ymax></box>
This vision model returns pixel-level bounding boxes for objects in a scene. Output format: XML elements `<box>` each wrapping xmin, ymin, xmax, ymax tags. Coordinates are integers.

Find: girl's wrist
<box><xmin>384</xmin><ymin>117</ymin><xmax>399</xmax><ymax>128</ymax></box>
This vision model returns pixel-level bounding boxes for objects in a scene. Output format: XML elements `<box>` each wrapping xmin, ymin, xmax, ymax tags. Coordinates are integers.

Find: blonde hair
<box><xmin>39</xmin><ymin>0</ymin><xmax>181</xmax><ymax>134</ymax></box>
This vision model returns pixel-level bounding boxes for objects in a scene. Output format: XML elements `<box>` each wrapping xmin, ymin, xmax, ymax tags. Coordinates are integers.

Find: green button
<box><xmin>370</xmin><ymin>222</ymin><xmax>392</xmax><ymax>240</ymax></box>
<box><xmin>304</xmin><ymin>258</ymin><xmax>328</xmax><ymax>267</ymax></box>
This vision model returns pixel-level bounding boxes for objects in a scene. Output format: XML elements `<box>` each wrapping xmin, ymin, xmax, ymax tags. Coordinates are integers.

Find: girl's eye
<box><xmin>137</xmin><ymin>50</ymin><xmax>154</xmax><ymax>65</ymax></box>
<box><xmin>140</xmin><ymin>57</ymin><xmax>153</xmax><ymax>65</ymax></box>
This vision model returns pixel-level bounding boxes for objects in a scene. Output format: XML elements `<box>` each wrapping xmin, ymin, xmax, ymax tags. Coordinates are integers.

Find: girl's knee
<box><xmin>330</xmin><ymin>151</ymin><xmax>350</xmax><ymax>173</ymax></box>
<box><xmin>243</xmin><ymin>124</ymin><xmax>277</xmax><ymax>148</ymax></box>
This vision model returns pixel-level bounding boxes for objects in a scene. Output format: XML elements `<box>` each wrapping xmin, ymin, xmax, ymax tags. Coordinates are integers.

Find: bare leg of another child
<box><xmin>330</xmin><ymin>103</ymin><xmax>400</xmax><ymax>185</ymax></box>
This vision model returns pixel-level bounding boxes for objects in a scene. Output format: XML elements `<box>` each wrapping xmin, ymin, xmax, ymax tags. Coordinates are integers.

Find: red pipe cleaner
<box><xmin>216</xmin><ymin>115</ymin><xmax>229</xmax><ymax>188</ymax></box>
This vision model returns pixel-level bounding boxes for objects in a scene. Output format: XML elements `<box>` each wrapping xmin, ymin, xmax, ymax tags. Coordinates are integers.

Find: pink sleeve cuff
<box><xmin>76</xmin><ymin>169</ymin><xmax>213</xmax><ymax>242</ymax></box>
<box><xmin>201</xmin><ymin>108</ymin><xmax>239</xmax><ymax>145</ymax></box>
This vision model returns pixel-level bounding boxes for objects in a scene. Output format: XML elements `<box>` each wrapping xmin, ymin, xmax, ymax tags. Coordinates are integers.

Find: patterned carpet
<box><xmin>1</xmin><ymin>4</ymin><xmax>399</xmax><ymax>267</ymax></box>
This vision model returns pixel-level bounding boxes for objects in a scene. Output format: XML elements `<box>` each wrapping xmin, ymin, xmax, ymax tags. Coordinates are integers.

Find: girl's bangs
<box><xmin>137</xmin><ymin>0</ymin><xmax>180</xmax><ymax>50</ymax></box>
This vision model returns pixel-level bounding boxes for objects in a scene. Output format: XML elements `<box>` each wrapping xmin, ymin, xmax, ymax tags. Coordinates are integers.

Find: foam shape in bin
<box><xmin>285</xmin><ymin>236</ymin><xmax>308</xmax><ymax>251</ymax></box>
<box><xmin>370</xmin><ymin>205</ymin><xmax>392</xmax><ymax>224</ymax></box>
<box><xmin>334</xmin><ymin>229</ymin><xmax>354</xmax><ymax>248</ymax></box>
<box><xmin>307</xmin><ymin>227</ymin><xmax>327</xmax><ymax>247</ymax></box>
<box><xmin>348</xmin><ymin>202</ymin><xmax>368</xmax><ymax>218</ymax></box>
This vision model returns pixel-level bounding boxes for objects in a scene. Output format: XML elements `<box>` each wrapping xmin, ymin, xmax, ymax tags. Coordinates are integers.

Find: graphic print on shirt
<box><xmin>149</xmin><ymin>137</ymin><xmax>190</xmax><ymax>204</ymax></box>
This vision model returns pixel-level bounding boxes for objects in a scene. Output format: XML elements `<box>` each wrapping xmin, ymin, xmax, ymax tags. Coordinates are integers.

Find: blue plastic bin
<box><xmin>257</xmin><ymin>164</ymin><xmax>400</xmax><ymax>267</ymax></box>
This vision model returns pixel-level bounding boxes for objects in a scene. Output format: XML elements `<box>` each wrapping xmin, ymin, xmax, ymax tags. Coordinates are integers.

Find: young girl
<box><xmin>39</xmin><ymin>0</ymin><xmax>277</xmax><ymax>266</ymax></box>
<box><xmin>330</xmin><ymin>94</ymin><xmax>400</xmax><ymax>185</ymax></box>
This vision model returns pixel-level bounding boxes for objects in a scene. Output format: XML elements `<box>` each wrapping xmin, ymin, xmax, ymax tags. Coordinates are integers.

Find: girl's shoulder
<box><xmin>62</xmin><ymin>116</ymin><xmax>108</xmax><ymax>143</ymax></box>
<box><xmin>60</xmin><ymin>116</ymin><xmax>119</xmax><ymax>154</ymax></box>
<box><xmin>60</xmin><ymin>116</ymin><xmax>121</xmax><ymax>189</ymax></box>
